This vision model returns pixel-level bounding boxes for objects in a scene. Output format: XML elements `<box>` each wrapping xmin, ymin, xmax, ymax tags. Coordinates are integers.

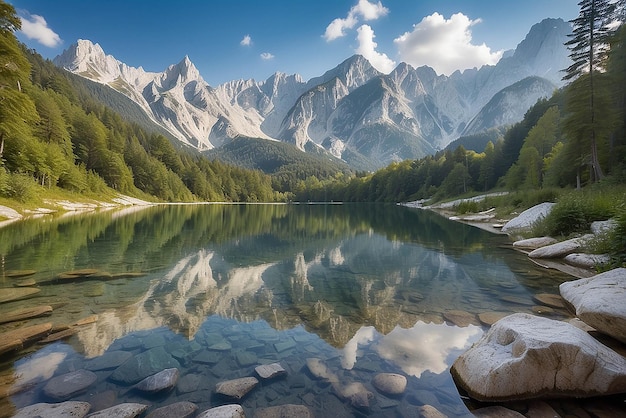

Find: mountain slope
<box><xmin>54</xmin><ymin>18</ymin><xmax>572</xmax><ymax>170</ymax></box>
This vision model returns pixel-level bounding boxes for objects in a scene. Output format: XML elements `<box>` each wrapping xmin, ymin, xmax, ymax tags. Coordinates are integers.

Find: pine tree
<box><xmin>563</xmin><ymin>0</ymin><xmax>618</xmax><ymax>182</ymax></box>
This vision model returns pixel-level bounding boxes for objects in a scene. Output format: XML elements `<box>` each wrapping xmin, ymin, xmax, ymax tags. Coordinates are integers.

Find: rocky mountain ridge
<box><xmin>54</xmin><ymin>18</ymin><xmax>571</xmax><ymax>170</ymax></box>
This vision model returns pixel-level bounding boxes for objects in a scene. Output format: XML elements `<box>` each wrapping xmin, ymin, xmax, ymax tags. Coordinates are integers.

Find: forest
<box><xmin>1</xmin><ymin>0</ymin><xmax>625</xmax><ymax>208</ymax></box>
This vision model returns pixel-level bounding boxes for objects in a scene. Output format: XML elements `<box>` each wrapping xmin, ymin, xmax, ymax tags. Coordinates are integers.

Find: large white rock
<box><xmin>560</xmin><ymin>268</ymin><xmax>626</xmax><ymax>343</ymax></box>
<box><xmin>528</xmin><ymin>234</ymin><xmax>593</xmax><ymax>259</ymax></box>
<box><xmin>502</xmin><ymin>203</ymin><xmax>555</xmax><ymax>234</ymax></box>
<box><xmin>512</xmin><ymin>237</ymin><xmax>557</xmax><ymax>250</ymax></box>
<box><xmin>450</xmin><ymin>313</ymin><xmax>626</xmax><ymax>401</ymax></box>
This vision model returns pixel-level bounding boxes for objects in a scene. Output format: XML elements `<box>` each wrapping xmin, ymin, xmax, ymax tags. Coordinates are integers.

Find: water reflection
<box><xmin>0</xmin><ymin>204</ymin><xmax>574</xmax><ymax>416</ymax></box>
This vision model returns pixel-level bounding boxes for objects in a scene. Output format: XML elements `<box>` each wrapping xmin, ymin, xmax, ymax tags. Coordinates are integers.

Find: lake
<box><xmin>0</xmin><ymin>203</ymin><xmax>576</xmax><ymax>416</ymax></box>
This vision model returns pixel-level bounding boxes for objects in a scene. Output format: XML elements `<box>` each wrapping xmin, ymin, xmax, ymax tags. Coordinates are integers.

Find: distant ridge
<box><xmin>54</xmin><ymin>18</ymin><xmax>571</xmax><ymax>170</ymax></box>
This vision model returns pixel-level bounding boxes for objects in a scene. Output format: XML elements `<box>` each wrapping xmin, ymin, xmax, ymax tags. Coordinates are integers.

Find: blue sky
<box><xmin>10</xmin><ymin>0</ymin><xmax>578</xmax><ymax>86</ymax></box>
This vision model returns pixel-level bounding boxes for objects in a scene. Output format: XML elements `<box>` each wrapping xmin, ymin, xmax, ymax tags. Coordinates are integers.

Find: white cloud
<box><xmin>240</xmin><ymin>34</ymin><xmax>252</xmax><ymax>46</ymax></box>
<box><xmin>260</xmin><ymin>52</ymin><xmax>275</xmax><ymax>60</ymax></box>
<box><xmin>324</xmin><ymin>0</ymin><xmax>389</xmax><ymax>42</ymax></box>
<box><xmin>19</xmin><ymin>13</ymin><xmax>62</xmax><ymax>48</ymax></box>
<box><xmin>393</xmin><ymin>12</ymin><xmax>503</xmax><ymax>76</ymax></box>
<box><xmin>356</xmin><ymin>25</ymin><xmax>396</xmax><ymax>73</ymax></box>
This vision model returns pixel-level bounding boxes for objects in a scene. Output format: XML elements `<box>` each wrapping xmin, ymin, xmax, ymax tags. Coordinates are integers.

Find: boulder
<box><xmin>134</xmin><ymin>367</ymin><xmax>179</xmax><ymax>393</ymax></box>
<box><xmin>502</xmin><ymin>203</ymin><xmax>555</xmax><ymax>234</ymax></box>
<box><xmin>559</xmin><ymin>268</ymin><xmax>626</xmax><ymax>343</ymax></box>
<box><xmin>255</xmin><ymin>362</ymin><xmax>287</xmax><ymax>379</ymax></box>
<box><xmin>254</xmin><ymin>404</ymin><xmax>313</xmax><ymax>418</ymax></box>
<box><xmin>145</xmin><ymin>401</ymin><xmax>198</xmax><ymax>418</ymax></box>
<box><xmin>86</xmin><ymin>403</ymin><xmax>149</xmax><ymax>418</ymax></box>
<box><xmin>14</xmin><ymin>401</ymin><xmax>91</xmax><ymax>418</ymax></box>
<box><xmin>197</xmin><ymin>404</ymin><xmax>246</xmax><ymax>418</ymax></box>
<box><xmin>43</xmin><ymin>369</ymin><xmax>97</xmax><ymax>400</ymax></box>
<box><xmin>512</xmin><ymin>237</ymin><xmax>557</xmax><ymax>250</ymax></box>
<box><xmin>450</xmin><ymin>313</ymin><xmax>626</xmax><ymax>401</ymax></box>
<box><xmin>215</xmin><ymin>377</ymin><xmax>258</xmax><ymax>400</ymax></box>
<box><xmin>528</xmin><ymin>234</ymin><xmax>593</xmax><ymax>259</ymax></box>
<box><xmin>591</xmin><ymin>220</ymin><xmax>617</xmax><ymax>235</ymax></box>
<box><xmin>564</xmin><ymin>253</ymin><xmax>611</xmax><ymax>268</ymax></box>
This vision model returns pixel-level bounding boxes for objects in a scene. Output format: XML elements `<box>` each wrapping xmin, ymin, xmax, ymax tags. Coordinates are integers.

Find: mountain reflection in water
<box><xmin>0</xmin><ymin>203</ymin><xmax>573</xmax><ymax>417</ymax></box>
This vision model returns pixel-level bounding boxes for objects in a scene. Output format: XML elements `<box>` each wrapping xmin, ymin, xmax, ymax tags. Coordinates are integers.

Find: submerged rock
<box><xmin>372</xmin><ymin>373</ymin><xmax>407</xmax><ymax>396</ymax></box>
<box><xmin>14</xmin><ymin>401</ymin><xmax>91</xmax><ymax>418</ymax></box>
<box><xmin>134</xmin><ymin>367</ymin><xmax>179</xmax><ymax>393</ymax></box>
<box><xmin>43</xmin><ymin>369</ymin><xmax>97</xmax><ymax>400</ymax></box>
<box><xmin>145</xmin><ymin>401</ymin><xmax>197</xmax><ymax>418</ymax></box>
<box><xmin>472</xmin><ymin>406</ymin><xmax>525</xmax><ymax>417</ymax></box>
<box><xmin>332</xmin><ymin>381</ymin><xmax>374</xmax><ymax>409</ymax></box>
<box><xmin>0</xmin><ymin>305</ymin><xmax>53</xmax><ymax>325</ymax></box>
<box><xmin>255</xmin><ymin>362</ymin><xmax>287</xmax><ymax>379</ymax></box>
<box><xmin>560</xmin><ymin>268</ymin><xmax>626</xmax><ymax>343</ymax></box>
<box><xmin>86</xmin><ymin>403</ymin><xmax>148</xmax><ymax>418</ymax></box>
<box><xmin>85</xmin><ymin>350</ymin><xmax>133</xmax><ymax>371</ymax></box>
<box><xmin>0</xmin><ymin>287</ymin><xmax>41</xmax><ymax>303</ymax></box>
<box><xmin>451</xmin><ymin>313</ymin><xmax>626</xmax><ymax>401</ymax></box>
<box><xmin>197</xmin><ymin>404</ymin><xmax>245</xmax><ymax>418</ymax></box>
<box><xmin>417</xmin><ymin>405</ymin><xmax>447</xmax><ymax>418</ymax></box>
<box><xmin>109</xmin><ymin>346</ymin><xmax>180</xmax><ymax>384</ymax></box>
<box><xmin>215</xmin><ymin>377</ymin><xmax>258</xmax><ymax>400</ymax></box>
<box><xmin>254</xmin><ymin>404</ymin><xmax>313</xmax><ymax>418</ymax></box>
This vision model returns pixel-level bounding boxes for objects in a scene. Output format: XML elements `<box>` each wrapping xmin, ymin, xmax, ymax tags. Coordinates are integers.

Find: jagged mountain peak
<box><xmin>307</xmin><ymin>54</ymin><xmax>381</xmax><ymax>91</ymax></box>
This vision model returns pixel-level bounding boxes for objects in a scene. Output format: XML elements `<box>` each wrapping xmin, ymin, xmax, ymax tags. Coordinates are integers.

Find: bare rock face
<box><xmin>450</xmin><ymin>313</ymin><xmax>626</xmax><ymax>401</ymax></box>
<box><xmin>560</xmin><ymin>268</ymin><xmax>626</xmax><ymax>343</ymax></box>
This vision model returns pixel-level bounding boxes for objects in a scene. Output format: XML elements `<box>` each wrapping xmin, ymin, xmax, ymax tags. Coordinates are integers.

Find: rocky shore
<box><xmin>413</xmin><ymin>198</ymin><xmax>626</xmax><ymax>416</ymax></box>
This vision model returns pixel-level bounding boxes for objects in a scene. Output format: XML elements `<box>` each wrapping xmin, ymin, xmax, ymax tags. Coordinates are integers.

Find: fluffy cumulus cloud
<box><xmin>324</xmin><ymin>0</ymin><xmax>388</xmax><ymax>41</ymax></box>
<box><xmin>394</xmin><ymin>12</ymin><xmax>503</xmax><ymax>75</ymax></box>
<box><xmin>356</xmin><ymin>25</ymin><xmax>396</xmax><ymax>73</ymax></box>
<box><xmin>19</xmin><ymin>13</ymin><xmax>62</xmax><ymax>48</ymax></box>
<box><xmin>240</xmin><ymin>34</ymin><xmax>251</xmax><ymax>46</ymax></box>
<box><xmin>260</xmin><ymin>52</ymin><xmax>275</xmax><ymax>60</ymax></box>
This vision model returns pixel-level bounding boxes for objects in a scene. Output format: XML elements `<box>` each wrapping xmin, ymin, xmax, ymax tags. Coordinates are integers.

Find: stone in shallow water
<box><xmin>255</xmin><ymin>362</ymin><xmax>287</xmax><ymax>379</ymax></box>
<box><xmin>85</xmin><ymin>403</ymin><xmax>149</xmax><ymax>418</ymax></box>
<box><xmin>134</xmin><ymin>367</ymin><xmax>179</xmax><ymax>393</ymax></box>
<box><xmin>333</xmin><ymin>381</ymin><xmax>374</xmax><ymax>409</ymax></box>
<box><xmin>472</xmin><ymin>406</ymin><xmax>525</xmax><ymax>417</ymax></box>
<box><xmin>43</xmin><ymin>369</ymin><xmax>97</xmax><ymax>400</ymax></box>
<box><xmin>0</xmin><ymin>287</ymin><xmax>41</xmax><ymax>303</ymax></box>
<box><xmin>443</xmin><ymin>310</ymin><xmax>476</xmax><ymax>327</ymax></box>
<box><xmin>451</xmin><ymin>313</ymin><xmax>626</xmax><ymax>401</ymax></box>
<box><xmin>417</xmin><ymin>405</ymin><xmax>447</xmax><ymax>418</ymax></box>
<box><xmin>85</xmin><ymin>350</ymin><xmax>133</xmax><ymax>371</ymax></box>
<box><xmin>197</xmin><ymin>404</ymin><xmax>245</xmax><ymax>418</ymax></box>
<box><xmin>14</xmin><ymin>401</ymin><xmax>91</xmax><ymax>418</ymax></box>
<box><xmin>254</xmin><ymin>404</ymin><xmax>314</xmax><ymax>417</ymax></box>
<box><xmin>215</xmin><ymin>377</ymin><xmax>258</xmax><ymax>400</ymax></box>
<box><xmin>0</xmin><ymin>305</ymin><xmax>52</xmax><ymax>325</ymax></box>
<box><xmin>372</xmin><ymin>373</ymin><xmax>407</xmax><ymax>396</ymax></box>
<box><xmin>478</xmin><ymin>312</ymin><xmax>510</xmax><ymax>326</ymax></box>
<box><xmin>145</xmin><ymin>401</ymin><xmax>198</xmax><ymax>418</ymax></box>
<box><xmin>512</xmin><ymin>237</ymin><xmax>557</xmax><ymax>250</ymax></box>
<box><xmin>305</xmin><ymin>357</ymin><xmax>336</xmax><ymax>381</ymax></box>
<box><xmin>109</xmin><ymin>346</ymin><xmax>180</xmax><ymax>384</ymax></box>
<box><xmin>560</xmin><ymin>267</ymin><xmax>626</xmax><ymax>343</ymax></box>
<box><xmin>6</xmin><ymin>269</ymin><xmax>37</xmax><ymax>278</ymax></box>
<box><xmin>532</xmin><ymin>293</ymin><xmax>565</xmax><ymax>309</ymax></box>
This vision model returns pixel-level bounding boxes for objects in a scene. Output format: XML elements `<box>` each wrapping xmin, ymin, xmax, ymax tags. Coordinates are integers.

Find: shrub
<box><xmin>7</xmin><ymin>173</ymin><xmax>37</xmax><ymax>203</ymax></box>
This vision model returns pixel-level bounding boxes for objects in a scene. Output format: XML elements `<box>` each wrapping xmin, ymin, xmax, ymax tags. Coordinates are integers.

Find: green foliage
<box><xmin>608</xmin><ymin>206</ymin><xmax>626</xmax><ymax>266</ymax></box>
<box><xmin>535</xmin><ymin>187</ymin><xmax>623</xmax><ymax>237</ymax></box>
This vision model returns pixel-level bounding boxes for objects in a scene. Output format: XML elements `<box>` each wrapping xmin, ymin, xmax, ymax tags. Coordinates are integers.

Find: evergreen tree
<box><xmin>563</xmin><ymin>0</ymin><xmax>618</xmax><ymax>182</ymax></box>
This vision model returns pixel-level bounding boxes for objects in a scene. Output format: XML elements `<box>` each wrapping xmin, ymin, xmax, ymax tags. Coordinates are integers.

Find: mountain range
<box><xmin>53</xmin><ymin>18</ymin><xmax>572</xmax><ymax>171</ymax></box>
